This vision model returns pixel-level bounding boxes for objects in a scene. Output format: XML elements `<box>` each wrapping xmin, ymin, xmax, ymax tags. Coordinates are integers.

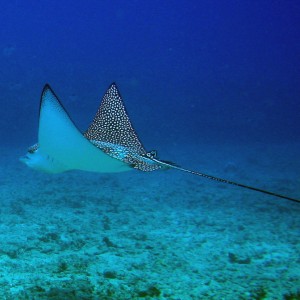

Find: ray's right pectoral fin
<box><xmin>27</xmin><ymin>85</ymin><xmax>131</xmax><ymax>173</ymax></box>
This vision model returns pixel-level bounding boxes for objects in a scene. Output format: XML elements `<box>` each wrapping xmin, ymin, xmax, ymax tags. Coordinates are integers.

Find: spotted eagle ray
<box><xmin>20</xmin><ymin>83</ymin><xmax>300</xmax><ymax>204</ymax></box>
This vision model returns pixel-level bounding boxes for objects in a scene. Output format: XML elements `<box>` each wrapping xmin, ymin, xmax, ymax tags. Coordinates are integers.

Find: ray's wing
<box><xmin>38</xmin><ymin>84</ymin><xmax>131</xmax><ymax>173</ymax></box>
<box><xmin>84</xmin><ymin>83</ymin><xmax>162</xmax><ymax>171</ymax></box>
<box><xmin>84</xmin><ymin>83</ymin><xmax>146</xmax><ymax>154</ymax></box>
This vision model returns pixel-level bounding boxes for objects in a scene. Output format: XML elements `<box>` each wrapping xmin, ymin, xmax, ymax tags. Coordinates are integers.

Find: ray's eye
<box><xmin>28</xmin><ymin>148</ymin><xmax>36</xmax><ymax>154</ymax></box>
<box><xmin>28</xmin><ymin>144</ymin><xmax>39</xmax><ymax>154</ymax></box>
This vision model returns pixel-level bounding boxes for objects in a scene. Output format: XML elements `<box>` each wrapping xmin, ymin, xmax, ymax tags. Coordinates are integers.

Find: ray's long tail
<box><xmin>148</xmin><ymin>155</ymin><xmax>300</xmax><ymax>204</ymax></box>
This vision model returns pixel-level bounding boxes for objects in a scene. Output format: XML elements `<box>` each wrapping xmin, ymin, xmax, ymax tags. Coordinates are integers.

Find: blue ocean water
<box><xmin>0</xmin><ymin>1</ymin><xmax>299</xmax><ymax>299</ymax></box>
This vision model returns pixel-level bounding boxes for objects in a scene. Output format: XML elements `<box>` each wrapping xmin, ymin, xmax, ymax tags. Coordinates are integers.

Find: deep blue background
<box><xmin>1</xmin><ymin>0</ymin><xmax>299</xmax><ymax>149</ymax></box>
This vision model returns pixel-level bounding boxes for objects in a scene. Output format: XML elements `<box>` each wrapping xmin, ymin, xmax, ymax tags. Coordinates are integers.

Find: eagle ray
<box><xmin>20</xmin><ymin>83</ymin><xmax>300</xmax><ymax>204</ymax></box>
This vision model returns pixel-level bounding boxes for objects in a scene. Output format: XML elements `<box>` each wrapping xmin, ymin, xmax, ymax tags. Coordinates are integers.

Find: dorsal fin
<box><xmin>84</xmin><ymin>83</ymin><xmax>146</xmax><ymax>155</ymax></box>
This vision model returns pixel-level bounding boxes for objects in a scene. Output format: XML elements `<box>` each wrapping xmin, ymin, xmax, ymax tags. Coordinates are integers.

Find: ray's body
<box><xmin>20</xmin><ymin>83</ymin><xmax>300</xmax><ymax>204</ymax></box>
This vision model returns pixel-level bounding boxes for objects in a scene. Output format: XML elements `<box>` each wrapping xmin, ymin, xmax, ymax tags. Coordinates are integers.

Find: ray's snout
<box><xmin>19</xmin><ymin>155</ymin><xmax>32</xmax><ymax>168</ymax></box>
<box><xmin>19</xmin><ymin>155</ymin><xmax>29</xmax><ymax>163</ymax></box>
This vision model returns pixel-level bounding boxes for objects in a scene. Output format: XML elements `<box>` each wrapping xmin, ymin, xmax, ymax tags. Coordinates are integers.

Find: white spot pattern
<box><xmin>85</xmin><ymin>83</ymin><xmax>161</xmax><ymax>171</ymax></box>
<box><xmin>85</xmin><ymin>83</ymin><xmax>145</xmax><ymax>154</ymax></box>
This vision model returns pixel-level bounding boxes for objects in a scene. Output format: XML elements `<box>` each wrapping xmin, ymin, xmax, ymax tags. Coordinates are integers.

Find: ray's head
<box><xmin>20</xmin><ymin>144</ymin><xmax>67</xmax><ymax>173</ymax></box>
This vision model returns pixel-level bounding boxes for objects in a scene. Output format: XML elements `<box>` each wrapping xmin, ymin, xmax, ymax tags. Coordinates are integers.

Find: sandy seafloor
<box><xmin>0</xmin><ymin>142</ymin><xmax>299</xmax><ymax>300</ymax></box>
